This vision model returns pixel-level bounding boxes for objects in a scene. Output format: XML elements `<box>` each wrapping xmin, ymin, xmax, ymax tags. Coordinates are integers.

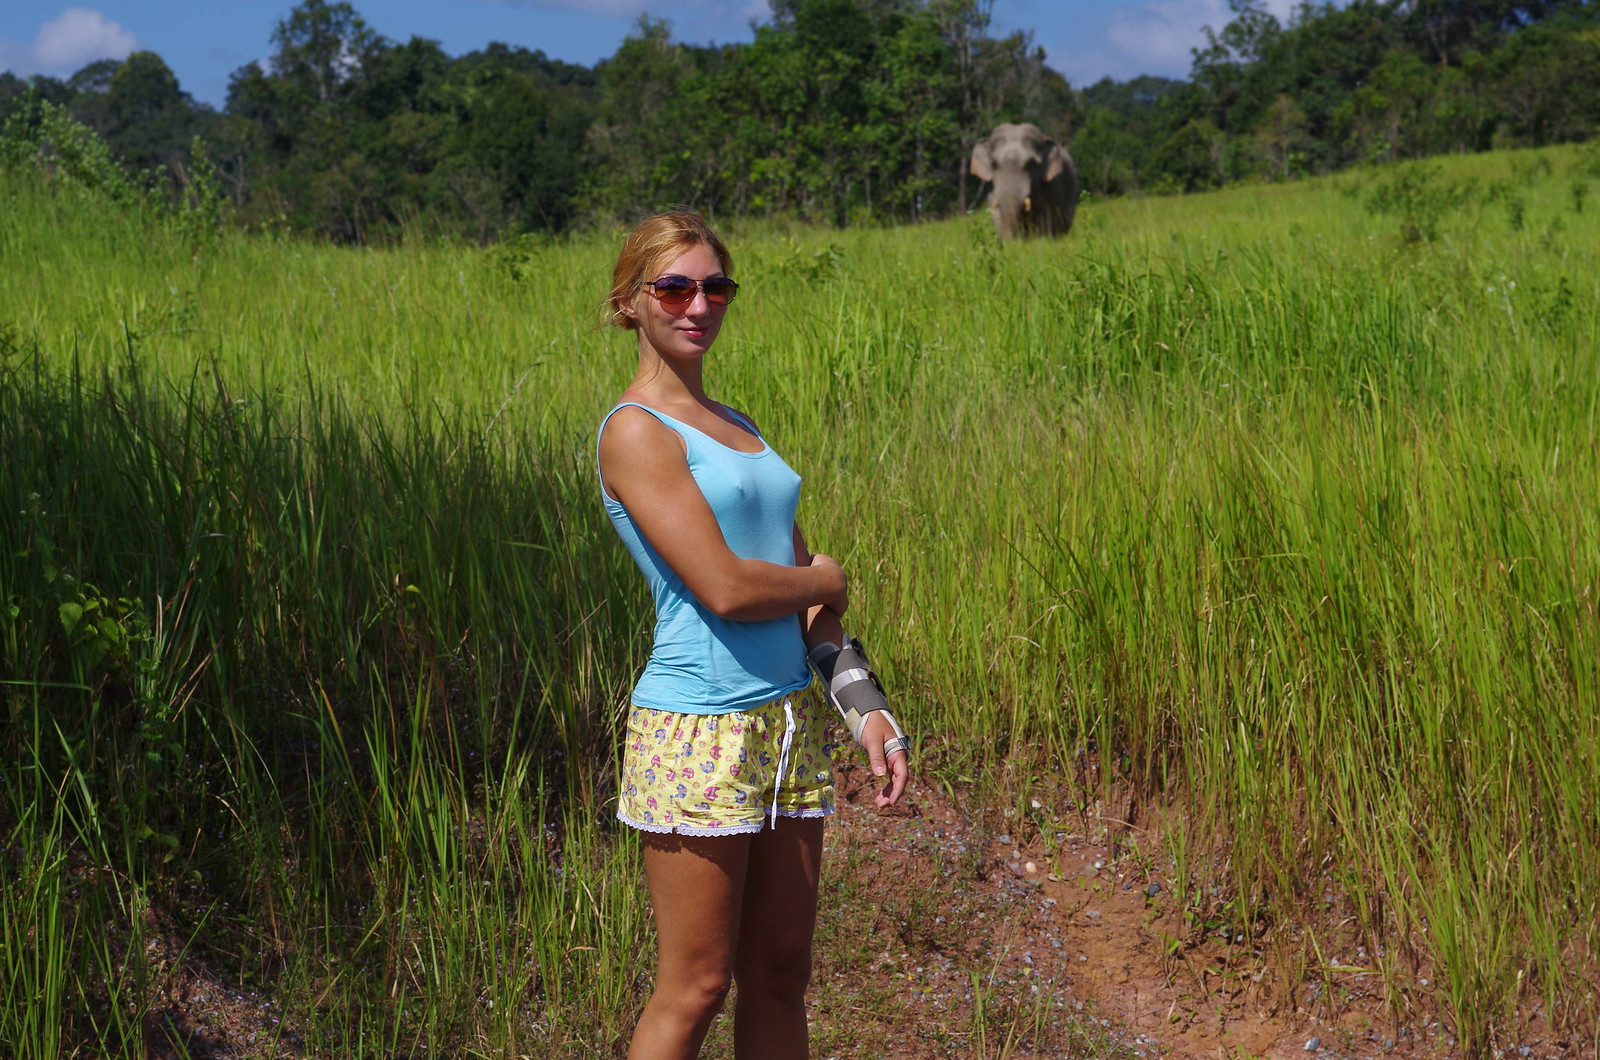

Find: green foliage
<box><xmin>203</xmin><ymin>2</ymin><xmax>602</xmax><ymax>241</ymax></box>
<box><xmin>101</xmin><ymin>51</ymin><xmax>199</xmax><ymax>174</ymax></box>
<box><xmin>0</xmin><ymin>96</ymin><xmax>143</xmax><ymax>206</ymax></box>
<box><xmin>269</xmin><ymin>0</ymin><xmax>383</xmax><ymax>109</ymax></box>
<box><xmin>1362</xmin><ymin>161</ymin><xmax>1477</xmax><ymax>241</ymax></box>
<box><xmin>53</xmin><ymin>579</ymin><xmax>149</xmax><ymax>685</ymax></box>
<box><xmin>1</xmin><ymin>101</ymin><xmax>231</xmax><ymax>247</ymax></box>
<box><xmin>482</xmin><ymin>230</ymin><xmax>570</xmax><ymax>289</ymax></box>
<box><xmin>1253</xmin><ymin>93</ymin><xmax>1311</xmax><ymax>178</ymax></box>
<box><xmin>1073</xmin><ymin>78</ymin><xmax>1186</xmax><ymax>194</ymax></box>
<box><xmin>177</xmin><ymin>136</ymin><xmax>226</xmax><ymax>244</ymax></box>
<box><xmin>1359</xmin><ymin>155</ymin><xmax>1560</xmax><ymax>244</ymax></box>
<box><xmin>578</xmin><ymin>2</ymin><xmax>1058</xmax><ymax>226</ymax></box>
<box><xmin>0</xmin><ymin>315</ymin><xmax>641</xmax><ymax>1050</ymax></box>
<box><xmin>1334</xmin><ymin>49</ymin><xmax>1470</xmax><ymax>162</ymax></box>
<box><xmin>768</xmin><ymin>235</ymin><xmax>846</xmax><ymax>282</ymax></box>
<box><xmin>1074</xmin><ymin>0</ymin><xmax>1600</xmax><ymax>192</ymax></box>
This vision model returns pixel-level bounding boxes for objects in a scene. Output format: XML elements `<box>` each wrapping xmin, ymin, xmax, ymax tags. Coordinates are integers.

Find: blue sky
<box><xmin>2</xmin><ymin>0</ymin><xmax>1295</xmax><ymax>109</ymax></box>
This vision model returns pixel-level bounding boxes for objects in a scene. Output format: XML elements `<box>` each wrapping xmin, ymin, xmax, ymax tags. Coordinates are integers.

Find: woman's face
<box><xmin>630</xmin><ymin>244</ymin><xmax>729</xmax><ymax>362</ymax></box>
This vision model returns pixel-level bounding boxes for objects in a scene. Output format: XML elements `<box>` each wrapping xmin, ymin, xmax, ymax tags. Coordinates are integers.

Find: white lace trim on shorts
<box><xmin>617</xmin><ymin>804</ymin><xmax>832</xmax><ymax>837</ymax></box>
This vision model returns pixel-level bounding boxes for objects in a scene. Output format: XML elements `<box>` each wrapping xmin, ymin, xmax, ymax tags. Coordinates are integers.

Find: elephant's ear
<box><xmin>970</xmin><ymin>140</ymin><xmax>994</xmax><ymax>182</ymax></box>
<box><xmin>1044</xmin><ymin>143</ymin><xmax>1071</xmax><ymax>182</ymax></box>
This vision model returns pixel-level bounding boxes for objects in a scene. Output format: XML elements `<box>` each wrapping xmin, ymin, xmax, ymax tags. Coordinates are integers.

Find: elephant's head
<box><xmin>970</xmin><ymin>122</ymin><xmax>1077</xmax><ymax>241</ymax></box>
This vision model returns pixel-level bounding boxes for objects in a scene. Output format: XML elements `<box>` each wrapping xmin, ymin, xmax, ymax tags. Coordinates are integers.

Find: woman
<box><xmin>597</xmin><ymin>211</ymin><xmax>910</xmax><ymax>1060</ymax></box>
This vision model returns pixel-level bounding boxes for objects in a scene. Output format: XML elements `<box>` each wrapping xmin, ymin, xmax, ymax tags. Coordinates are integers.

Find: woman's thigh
<box><xmin>639</xmin><ymin>820</ymin><xmax>824</xmax><ymax>989</ymax></box>
<box><xmin>642</xmin><ymin>832</ymin><xmax>752</xmax><ymax>988</ymax></box>
<box><xmin>736</xmin><ymin>818</ymin><xmax>824</xmax><ymax>985</ymax></box>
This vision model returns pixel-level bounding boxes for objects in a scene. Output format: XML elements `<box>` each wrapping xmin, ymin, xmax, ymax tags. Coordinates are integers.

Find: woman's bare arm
<box><xmin>599</xmin><ymin>406</ymin><xmax>847</xmax><ymax>622</ymax></box>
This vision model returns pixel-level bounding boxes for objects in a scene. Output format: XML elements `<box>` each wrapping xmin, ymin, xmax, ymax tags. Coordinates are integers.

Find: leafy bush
<box><xmin>0</xmin><ymin>96</ymin><xmax>142</xmax><ymax>205</ymax></box>
<box><xmin>1363</xmin><ymin>163</ymin><xmax>1478</xmax><ymax>242</ymax></box>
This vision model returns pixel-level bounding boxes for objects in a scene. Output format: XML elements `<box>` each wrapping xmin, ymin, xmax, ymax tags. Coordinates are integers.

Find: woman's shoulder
<box><xmin>602</xmin><ymin>401</ymin><xmax>671</xmax><ymax>439</ymax></box>
<box><xmin>597</xmin><ymin>402</ymin><xmax>692</xmax><ymax>500</ymax></box>
<box><xmin>599</xmin><ymin>401</ymin><xmax>688</xmax><ymax>466</ymax></box>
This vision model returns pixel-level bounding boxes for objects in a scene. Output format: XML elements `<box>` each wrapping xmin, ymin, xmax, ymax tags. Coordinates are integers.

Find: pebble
<box><xmin>1145</xmin><ymin>882</ymin><xmax>1162</xmax><ymax>897</ymax></box>
<box><xmin>1024</xmin><ymin>861</ymin><xmax>1037</xmax><ymax>873</ymax></box>
<box><xmin>1086</xmin><ymin>910</ymin><xmax>1102</xmax><ymax>920</ymax></box>
<box><xmin>1304</xmin><ymin>1037</ymin><xmax>1320</xmax><ymax>1051</ymax></box>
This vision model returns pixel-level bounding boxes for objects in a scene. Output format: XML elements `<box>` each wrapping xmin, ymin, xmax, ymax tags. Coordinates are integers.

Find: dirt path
<box><xmin>811</xmin><ymin>759</ymin><xmax>1571</xmax><ymax>1060</ymax></box>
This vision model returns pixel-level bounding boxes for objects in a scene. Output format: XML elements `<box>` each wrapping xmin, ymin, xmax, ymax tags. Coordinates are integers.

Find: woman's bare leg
<box><xmin>733</xmin><ymin>817</ymin><xmax>824</xmax><ymax>1060</ymax></box>
<box><xmin>628</xmin><ymin>832</ymin><xmax>752</xmax><ymax>1060</ymax></box>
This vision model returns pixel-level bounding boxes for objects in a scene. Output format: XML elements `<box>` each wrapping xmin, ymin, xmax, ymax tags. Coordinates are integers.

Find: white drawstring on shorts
<box><xmin>769</xmin><ymin>697</ymin><xmax>797</xmax><ymax>829</ymax></box>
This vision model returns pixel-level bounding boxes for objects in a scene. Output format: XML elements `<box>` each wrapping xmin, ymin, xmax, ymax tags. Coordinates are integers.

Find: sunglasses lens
<box><xmin>702</xmin><ymin>279</ymin><xmax>738</xmax><ymax>305</ymax></box>
<box><xmin>651</xmin><ymin>276</ymin><xmax>696</xmax><ymax>305</ymax></box>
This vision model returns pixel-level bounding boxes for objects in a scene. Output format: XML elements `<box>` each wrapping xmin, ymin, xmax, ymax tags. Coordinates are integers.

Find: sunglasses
<box><xmin>643</xmin><ymin>274</ymin><xmax>740</xmax><ymax>308</ymax></box>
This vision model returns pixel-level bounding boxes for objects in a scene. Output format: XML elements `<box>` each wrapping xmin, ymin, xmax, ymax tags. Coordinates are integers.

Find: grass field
<box><xmin>3</xmin><ymin>141</ymin><xmax>1598</xmax><ymax>1056</ymax></box>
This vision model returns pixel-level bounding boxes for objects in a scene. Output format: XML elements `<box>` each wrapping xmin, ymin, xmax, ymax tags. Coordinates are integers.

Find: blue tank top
<box><xmin>598</xmin><ymin>402</ymin><xmax>812</xmax><ymax>714</ymax></box>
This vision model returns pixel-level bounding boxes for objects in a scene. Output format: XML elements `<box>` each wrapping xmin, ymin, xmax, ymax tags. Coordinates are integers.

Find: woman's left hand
<box><xmin>858</xmin><ymin>711</ymin><xmax>910</xmax><ymax>808</ymax></box>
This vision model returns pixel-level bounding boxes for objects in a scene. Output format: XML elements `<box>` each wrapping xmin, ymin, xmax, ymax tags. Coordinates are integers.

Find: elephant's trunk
<box><xmin>987</xmin><ymin>173</ymin><xmax>1031</xmax><ymax>242</ymax></box>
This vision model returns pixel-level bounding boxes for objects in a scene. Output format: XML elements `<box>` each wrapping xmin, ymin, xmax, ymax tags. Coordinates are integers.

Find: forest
<box><xmin>4</xmin><ymin>0</ymin><xmax>1598</xmax><ymax>241</ymax></box>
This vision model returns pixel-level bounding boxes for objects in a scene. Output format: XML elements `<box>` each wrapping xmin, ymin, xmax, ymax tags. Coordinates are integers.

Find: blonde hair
<box><xmin>605</xmin><ymin>211</ymin><xmax>734</xmax><ymax>330</ymax></box>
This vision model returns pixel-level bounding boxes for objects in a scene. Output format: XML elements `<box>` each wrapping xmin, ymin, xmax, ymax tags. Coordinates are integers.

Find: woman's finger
<box><xmin>876</xmin><ymin>746</ymin><xmax>909</xmax><ymax>807</ymax></box>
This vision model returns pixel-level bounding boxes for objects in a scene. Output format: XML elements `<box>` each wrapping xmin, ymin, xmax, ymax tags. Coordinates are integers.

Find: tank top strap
<box><xmin>717</xmin><ymin>403</ymin><xmax>763</xmax><ymax>439</ymax></box>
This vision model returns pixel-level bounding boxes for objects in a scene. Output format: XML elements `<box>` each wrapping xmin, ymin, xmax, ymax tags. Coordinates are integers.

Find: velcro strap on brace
<box><xmin>807</xmin><ymin>635</ymin><xmax>907</xmax><ymax>757</ymax></box>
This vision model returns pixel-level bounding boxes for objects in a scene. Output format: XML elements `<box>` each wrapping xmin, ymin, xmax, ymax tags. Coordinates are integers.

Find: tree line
<box><xmin>3</xmin><ymin>0</ymin><xmax>1598</xmax><ymax>242</ymax></box>
<box><xmin>1080</xmin><ymin>0</ymin><xmax>1600</xmax><ymax>194</ymax></box>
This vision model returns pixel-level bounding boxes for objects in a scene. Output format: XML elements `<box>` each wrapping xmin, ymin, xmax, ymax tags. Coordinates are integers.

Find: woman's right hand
<box><xmin>807</xmin><ymin>552</ymin><xmax>849</xmax><ymax>617</ymax></box>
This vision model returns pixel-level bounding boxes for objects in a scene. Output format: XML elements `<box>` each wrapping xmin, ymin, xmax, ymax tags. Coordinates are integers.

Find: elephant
<box><xmin>969</xmin><ymin>122</ymin><xmax>1078</xmax><ymax>241</ymax></box>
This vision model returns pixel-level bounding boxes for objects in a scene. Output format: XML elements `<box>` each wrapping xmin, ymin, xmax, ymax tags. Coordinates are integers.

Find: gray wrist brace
<box><xmin>807</xmin><ymin>635</ymin><xmax>910</xmax><ymax>760</ymax></box>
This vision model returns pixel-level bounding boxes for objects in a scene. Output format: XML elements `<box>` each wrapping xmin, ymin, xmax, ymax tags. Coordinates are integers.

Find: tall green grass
<box><xmin>3</xmin><ymin>144</ymin><xmax>1598</xmax><ymax>1055</ymax></box>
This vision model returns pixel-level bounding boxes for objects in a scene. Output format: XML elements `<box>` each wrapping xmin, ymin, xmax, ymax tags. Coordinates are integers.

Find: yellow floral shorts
<box><xmin>617</xmin><ymin>689</ymin><xmax>835</xmax><ymax>836</ymax></box>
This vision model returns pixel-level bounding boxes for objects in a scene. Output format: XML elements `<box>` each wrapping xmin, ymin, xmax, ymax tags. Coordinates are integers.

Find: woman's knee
<box><xmin>659</xmin><ymin>965</ymin><xmax>734</xmax><ymax>1020</ymax></box>
<box><xmin>736</xmin><ymin>943</ymin><xmax>813</xmax><ymax>1000</ymax></box>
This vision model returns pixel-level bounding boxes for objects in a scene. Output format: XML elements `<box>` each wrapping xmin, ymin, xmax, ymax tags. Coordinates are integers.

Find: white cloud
<box><xmin>1042</xmin><ymin>0</ymin><xmax>1297</xmax><ymax>88</ymax></box>
<box><xmin>0</xmin><ymin>8</ymin><xmax>138</xmax><ymax>77</ymax></box>
<box><xmin>1107</xmin><ymin>0</ymin><xmax>1229</xmax><ymax>70</ymax></box>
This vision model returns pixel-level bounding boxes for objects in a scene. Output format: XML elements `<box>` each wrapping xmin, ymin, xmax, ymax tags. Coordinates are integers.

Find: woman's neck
<box><xmin>629</xmin><ymin>346</ymin><xmax>710</xmax><ymax>408</ymax></box>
